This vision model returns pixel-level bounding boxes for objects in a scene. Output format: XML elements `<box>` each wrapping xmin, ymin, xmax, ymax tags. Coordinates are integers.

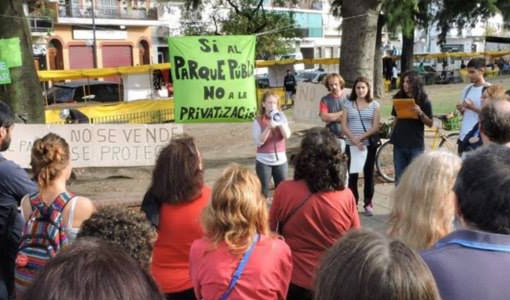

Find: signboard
<box><xmin>73</xmin><ymin>29</ymin><xmax>128</xmax><ymax>40</ymax></box>
<box><xmin>3</xmin><ymin>124</ymin><xmax>183</xmax><ymax>168</ymax></box>
<box><xmin>0</xmin><ymin>37</ymin><xmax>22</xmax><ymax>68</ymax></box>
<box><xmin>0</xmin><ymin>60</ymin><xmax>11</xmax><ymax>84</ymax></box>
<box><xmin>169</xmin><ymin>35</ymin><xmax>257</xmax><ymax>123</ymax></box>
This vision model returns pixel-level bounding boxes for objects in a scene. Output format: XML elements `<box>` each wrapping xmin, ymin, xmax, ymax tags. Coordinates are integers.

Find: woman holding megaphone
<box><xmin>252</xmin><ymin>91</ymin><xmax>291</xmax><ymax>198</ymax></box>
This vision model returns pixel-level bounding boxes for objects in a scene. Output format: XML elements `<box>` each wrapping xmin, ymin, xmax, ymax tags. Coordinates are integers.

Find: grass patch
<box><xmin>379</xmin><ymin>76</ymin><xmax>510</xmax><ymax>119</ymax></box>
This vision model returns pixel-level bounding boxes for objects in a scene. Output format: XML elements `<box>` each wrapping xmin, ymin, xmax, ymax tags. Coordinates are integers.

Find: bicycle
<box><xmin>375</xmin><ymin>114</ymin><xmax>460</xmax><ymax>183</ymax></box>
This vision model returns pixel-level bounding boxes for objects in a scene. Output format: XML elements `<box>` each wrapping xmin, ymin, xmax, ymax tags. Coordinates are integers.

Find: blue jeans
<box><xmin>255</xmin><ymin>161</ymin><xmax>288</xmax><ymax>197</ymax></box>
<box><xmin>393</xmin><ymin>146</ymin><xmax>424</xmax><ymax>184</ymax></box>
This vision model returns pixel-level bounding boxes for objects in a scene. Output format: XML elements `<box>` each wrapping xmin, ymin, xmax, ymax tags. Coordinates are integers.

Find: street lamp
<box><xmin>91</xmin><ymin>0</ymin><xmax>98</xmax><ymax>68</ymax></box>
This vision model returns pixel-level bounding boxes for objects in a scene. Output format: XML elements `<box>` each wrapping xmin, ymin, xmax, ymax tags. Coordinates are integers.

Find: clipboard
<box><xmin>393</xmin><ymin>98</ymin><xmax>419</xmax><ymax>119</ymax></box>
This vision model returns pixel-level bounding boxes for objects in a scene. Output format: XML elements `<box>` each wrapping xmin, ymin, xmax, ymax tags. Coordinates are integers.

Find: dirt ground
<box><xmin>68</xmin><ymin>116</ymin><xmax>313</xmax><ymax>207</ymax></box>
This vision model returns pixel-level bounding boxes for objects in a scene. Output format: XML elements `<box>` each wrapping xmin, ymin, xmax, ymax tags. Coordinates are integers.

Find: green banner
<box><xmin>0</xmin><ymin>61</ymin><xmax>11</xmax><ymax>84</ymax></box>
<box><xmin>169</xmin><ymin>35</ymin><xmax>257</xmax><ymax>123</ymax></box>
<box><xmin>0</xmin><ymin>38</ymin><xmax>22</xmax><ymax>68</ymax></box>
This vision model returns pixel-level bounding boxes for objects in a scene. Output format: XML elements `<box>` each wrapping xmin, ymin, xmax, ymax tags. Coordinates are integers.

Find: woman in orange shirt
<box><xmin>142</xmin><ymin>135</ymin><xmax>210</xmax><ymax>300</ymax></box>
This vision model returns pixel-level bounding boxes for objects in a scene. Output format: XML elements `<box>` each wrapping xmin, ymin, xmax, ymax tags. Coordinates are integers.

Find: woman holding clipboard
<box><xmin>341</xmin><ymin>77</ymin><xmax>381</xmax><ymax>216</ymax></box>
<box><xmin>390</xmin><ymin>71</ymin><xmax>433</xmax><ymax>184</ymax></box>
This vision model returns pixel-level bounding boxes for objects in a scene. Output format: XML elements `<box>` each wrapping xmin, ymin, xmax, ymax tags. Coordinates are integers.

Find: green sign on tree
<box><xmin>169</xmin><ymin>35</ymin><xmax>257</xmax><ymax>123</ymax></box>
<box><xmin>0</xmin><ymin>60</ymin><xmax>11</xmax><ymax>85</ymax></box>
<box><xmin>0</xmin><ymin>38</ymin><xmax>22</xmax><ymax>68</ymax></box>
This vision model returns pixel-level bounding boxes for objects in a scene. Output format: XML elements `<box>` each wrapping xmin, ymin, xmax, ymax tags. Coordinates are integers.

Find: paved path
<box><xmin>359</xmin><ymin>183</ymin><xmax>393</xmax><ymax>234</ymax></box>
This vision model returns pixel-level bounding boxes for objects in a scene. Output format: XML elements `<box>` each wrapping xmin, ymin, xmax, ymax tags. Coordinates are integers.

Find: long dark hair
<box><xmin>394</xmin><ymin>71</ymin><xmax>428</xmax><ymax>105</ymax></box>
<box><xmin>148</xmin><ymin>135</ymin><xmax>203</xmax><ymax>204</ymax></box>
<box><xmin>349</xmin><ymin>76</ymin><xmax>373</xmax><ymax>103</ymax></box>
<box><xmin>293</xmin><ymin>127</ymin><xmax>347</xmax><ymax>192</ymax></box>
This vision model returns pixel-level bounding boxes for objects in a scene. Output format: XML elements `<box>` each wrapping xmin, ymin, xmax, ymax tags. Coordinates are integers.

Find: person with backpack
<box><xmin>456</xmin><ymin>58</ymin><xmax>489</xmax><ymax>156</ymax></box>
<box><xmin>189</xmin><ymin>164</ymin><xmax>292</xmax><ymax>300</ymax></box>
<box><xmin>0</xmin><ymin>101</ymin><xmax>38</xmax><ymax>300</ymax></box>
<box><xmin>15</xmin><ymin>133</ymin><xmax>95</xmax><ymax>297</ymax></box>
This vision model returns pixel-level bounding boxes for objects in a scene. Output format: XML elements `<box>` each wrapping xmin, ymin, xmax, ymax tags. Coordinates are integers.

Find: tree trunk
<box><xmin>0</xmin><ymin>0</ymin><xmax>44</xmax><ymax>123</ymax></box>
<box><xmin>339</xmin><ymin>0</ymin><xmax>383</xmax><ymax>89</ymax></box>
<box><xmin>373</xmin><ymin>13</ymin><xmax>384</xmax><ymax>99</ymax></box>
<box><xmin>400</xmin><ymin>28</ymin><xmax>415</xmax><ymax>73</ymax></box>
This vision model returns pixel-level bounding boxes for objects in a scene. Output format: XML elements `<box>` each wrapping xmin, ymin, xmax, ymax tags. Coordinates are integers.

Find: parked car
<box><xmin>296</xmin><ymin>70</ymin><xmax>328</xmax><ymax>84</ymax></box>
<box><xmin>45</xmin><ymin>80</ymin><xmax>122</xmax><ymax>105</ymax></box>
<box><xmin>256</xmin><ymin>75</ymin><xmax>270</xmax><ymax>88</ymax></box>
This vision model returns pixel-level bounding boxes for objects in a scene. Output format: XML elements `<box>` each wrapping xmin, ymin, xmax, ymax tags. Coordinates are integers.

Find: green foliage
<box><xmin>177</xmin><ymin>0</ymin><xmax>302</xmax><ymax>59</ymax></box>
<box><xmin>436</xmin><ymin>0</ymin><xmax>510</xmax><ymax>44</ymax></box>
<box><xmin>221</xmin><ymin>10</ymin><xmax>302</xmax><ymax>59</ymax></box>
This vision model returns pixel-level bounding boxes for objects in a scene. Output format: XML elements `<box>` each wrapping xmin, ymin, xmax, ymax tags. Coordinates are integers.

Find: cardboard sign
<box><xmin>393</xmin><ymin>98</ymin><xmax>419</xmax><ymax>119</ymax></box>
<box><xmin>3</xmin><ymin>124</ymin><xmax>183</xmax><ymax>168</ymax></box>
<box><xmin>0</xmin><ymin>38</ymin><xmax>22</xmax><ymax>68</ymax></box>
<box><xmin>0</xmin><ymin>60</ymin><xmax>11</xmax><ymax>84</ymax></box>
<box><xmin>169</xmin><ymin>35</ymin><xmax>257</xmax><ymax>123</ymax></box>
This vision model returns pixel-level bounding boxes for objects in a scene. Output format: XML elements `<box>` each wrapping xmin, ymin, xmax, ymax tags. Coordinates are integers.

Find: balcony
<box><xmin>266</xmin><ymin>0</ymin><xmax>324</xmax><ymax>10</ymax></box>
<box><xmin>29</xmin><ymin>17</ymin><xmax>53</xmax><ymax>33</ymax></box>
<box><xmin>58</xmin><ymin>4</ymin><xmax>158</xmax><ymax>20</ymax></box>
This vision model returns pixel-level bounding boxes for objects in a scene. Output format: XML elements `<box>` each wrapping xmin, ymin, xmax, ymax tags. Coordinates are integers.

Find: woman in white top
<box><xmin>252</xmin><ymin>91</ymin><xmax>291</xmax><ymax>197</ymax></box>
<box><xmin>341</xmin><ymin>77</ymin><xmax>381</xmax><ymax>216</ymax></box>
<box><xmin>20</xmin><ymin>133</ymin><xmax>95</xmax><ymax>242</ymax></box>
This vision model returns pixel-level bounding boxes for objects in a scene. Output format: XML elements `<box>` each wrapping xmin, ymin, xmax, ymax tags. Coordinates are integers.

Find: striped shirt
<box><xmin>344</xmin><ymin>100</ymin><xmax>379</xmax><ymax>146</ymax></box>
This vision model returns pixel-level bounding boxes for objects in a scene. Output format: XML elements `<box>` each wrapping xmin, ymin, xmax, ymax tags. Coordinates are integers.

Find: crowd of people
<box><xmin>0</xmin><ymin>56</ymin><xmax>509</xmax><ymax>300</ymax></box>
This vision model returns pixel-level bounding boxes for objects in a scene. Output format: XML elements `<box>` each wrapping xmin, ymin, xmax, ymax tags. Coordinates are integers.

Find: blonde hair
<box><xmin>201</xmin><ymin>164</ymin><xmax>269</xmax><ymax>254</ymax></box>
<box><xmin>323</xmin><ymin>73</ymin><xmax>345</xmax><ymax>90</ymax></box>
<box><xmin>259</xmin><ymin>90</ymin><xmax>280</xmax><ymax>116</ymax></box>
<box><xmin>30</xmin><ymin>133</ymin><xmax>70</xmax><ymax>188</ymax></box>
<box><xmin>485</xmin><ymin>84</ymin><xmax>506</xmax><ymax>102</ymax></box>
<box><xmin>388</xmin><ymin>151</ymin><xmax>461</xmax><ymax>251</ymax></box>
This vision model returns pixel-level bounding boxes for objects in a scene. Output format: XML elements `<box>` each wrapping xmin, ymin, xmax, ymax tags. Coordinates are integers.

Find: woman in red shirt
<box><xmin>189</xmin><ymin>164</ymin><xmax>292</xmax><ymax>300</ymax></box>
<box><xmin>142</xmin><ymin>135</ymin><xmax>210</xmax><ymax>300</ymax></box>
<box><xmin>269</xmin><ymin>127</ymin><xmax>361</xmax><ymax>300</ymax></box>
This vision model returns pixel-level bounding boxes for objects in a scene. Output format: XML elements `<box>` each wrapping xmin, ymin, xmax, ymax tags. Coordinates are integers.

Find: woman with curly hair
<box><xmin>189</xmin><ymin>164</ymin><xmax>292</xmax><ymax>300</ymax></box>
<box><xmin>388</xmin><ymin>151</ymin><xmax>461</xmax><ymax>251</ymax></box>
<box><xmin>78</xmin><ymin>206</ymin><xmax>157</xmax><ymax>270</ymax></box>
<box><xmin>141</xmin><ymin>135</ymin><xmax>211</xmax><ymax>300</ymax></box>
<box><xmin>269</xmin><ymin>127</ymin><xmax>360</xmax><ymax>300</ymax></box>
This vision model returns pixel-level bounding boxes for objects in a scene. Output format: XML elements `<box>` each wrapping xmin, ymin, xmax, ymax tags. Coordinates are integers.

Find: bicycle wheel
<box><xmin>438</xmin><ymin>132</ymin><xmax>460</xmax><ymax>154</ymax></box>
<box><xmin>375</xmin><ymin>140</ymin><xmax>395</xmax><ymax>183</ymax></box>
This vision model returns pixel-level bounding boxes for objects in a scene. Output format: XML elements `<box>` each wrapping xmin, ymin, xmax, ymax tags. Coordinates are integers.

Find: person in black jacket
<box><xmin>0</xmin><ymin>101</ymin><xmax>37</xmax><ymax>300</ymax></box>
<box><xmin>284</xmin><ymin>70</ymin><xmax>297</xmax><ymax>105</ymax></box>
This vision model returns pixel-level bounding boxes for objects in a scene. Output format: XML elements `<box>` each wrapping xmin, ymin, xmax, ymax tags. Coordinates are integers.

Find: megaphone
<box><xmin>270</xmin><ymin>110</ymin><xmax>284</xmax><ymax>126</ymax></box>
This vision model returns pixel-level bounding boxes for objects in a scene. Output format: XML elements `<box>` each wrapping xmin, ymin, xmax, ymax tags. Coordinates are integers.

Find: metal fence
<box><xmin>47</xmin><ymin>108</ymin><xmax>174</xmax><ymax>125</ymax></box>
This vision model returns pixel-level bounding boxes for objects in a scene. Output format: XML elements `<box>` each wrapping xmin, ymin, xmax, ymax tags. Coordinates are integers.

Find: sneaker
<box><xmin>364</xmin><ymin>205</ymin><xmax>374</xmax><ymax>216</ymax></box>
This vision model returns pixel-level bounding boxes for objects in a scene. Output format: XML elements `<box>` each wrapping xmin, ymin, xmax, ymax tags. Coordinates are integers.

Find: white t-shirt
<box><xmin>459</xmin><ymin>84</ymin><xmax>486</xmax><ymax>140</ymax></box>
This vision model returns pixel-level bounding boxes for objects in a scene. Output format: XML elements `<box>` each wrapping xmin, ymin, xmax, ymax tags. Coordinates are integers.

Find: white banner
<box><xmin>4</xmin><ymin>124</ymin><xmax>183</xmax><ymax>168</ymax></box>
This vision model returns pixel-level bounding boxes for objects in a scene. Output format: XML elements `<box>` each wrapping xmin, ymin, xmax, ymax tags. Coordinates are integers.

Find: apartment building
<box><xmin>28</xmin><ymin>0</ymin><xmax>159</xmax><ymax>73</ymax></box>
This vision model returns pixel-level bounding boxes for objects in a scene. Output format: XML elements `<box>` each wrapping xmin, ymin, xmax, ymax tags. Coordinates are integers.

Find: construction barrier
<box><xmin>37</xmin><ymin>50</ymin><xmax>510</xmax><ymax>82</ymax></box>
<box><xmin>45</xmin><ymin>99</ymin><xmax>174</xmax><ymax>124</ymax></box>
